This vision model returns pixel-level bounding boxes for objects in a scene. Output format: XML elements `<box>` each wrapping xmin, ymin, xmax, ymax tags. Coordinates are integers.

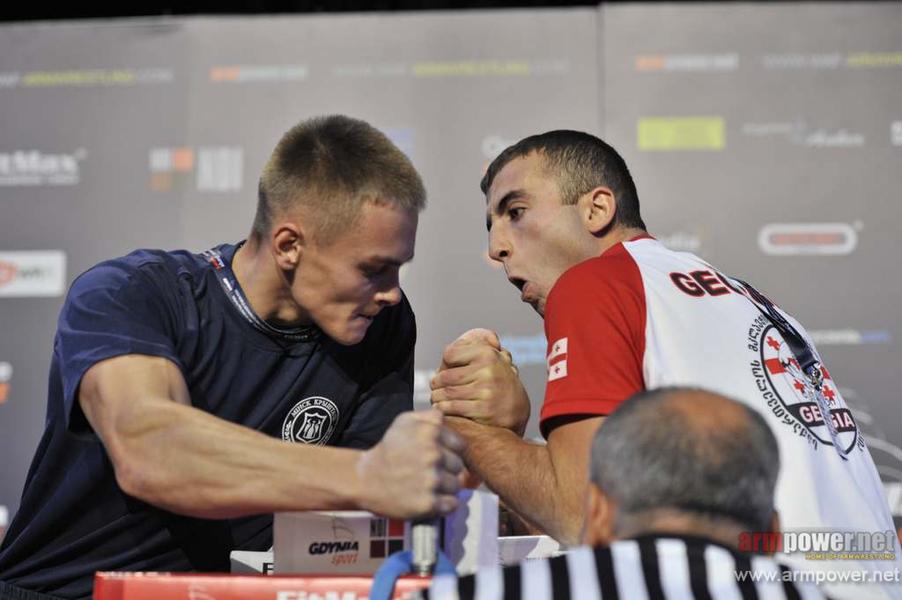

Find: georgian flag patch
<box><xmin>547</xmin><ymin>337</ymin><xmax>568</xmax><ymax>382</ymax></box>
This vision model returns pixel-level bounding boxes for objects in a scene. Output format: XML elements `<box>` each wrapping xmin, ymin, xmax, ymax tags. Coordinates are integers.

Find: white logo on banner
<box><xmin>0</xmin><ymin>251</ymin><xmax>66</xmax><ymax>297</ymax></box>
<box><xmin>196</xmin><ymin>147</ymin><xmax>243</xmax><ymax>192</ymax></box>
<box><xmin>0</xmin><ymin>149</ymin><xmax>85</xmax><ymax>186</ymax></box>
<box><xmin>636</xmin><ymin>53</ymin><xmax>738</xmax><ymax>72</ymax></box>
<box><xmin>804</xmin><ymin>129</ymin><xmax>865</xmax><ymax>148</ymax></box>
<box><xmin>892</xmin><ymin>121</ymin><xmax>902</xmax><ymax>146</ymax></box>
<box><xmin>659</xmin><ymin>231</ymin><xmax>702</xmax><ymax>252</ymax></box>
<box><xmin>149</xmin><ymin>146</ymin><xmax>243</xmax><ymax>193</ymax></box>
<box><xmin>741</xmin><ymin>122</ymin><xmax>865</xmax><ymax>148</ymax></box>
<box><xmin>758</xmin><ymin>223</ymin><xmax>859</xmax><ymax>256</ymax></box>
<box><xmin>0</xmin><ymin>361</ymin><xmax>11</xmax><ymax>405</ymax></box>
<box><xmin>547</xmin><ymin>337</ymin><xmax>569</xmax><ymax>382</ymax></box>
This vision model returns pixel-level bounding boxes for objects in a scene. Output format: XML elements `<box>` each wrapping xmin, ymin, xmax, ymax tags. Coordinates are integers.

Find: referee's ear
<box><xmin>582</xmin><ymin>484</ymin><xmax>616</xmax><ymax>548</ymax></box>
<box><xmin>766</xmin><ymin>511</ymin><xmax>781</xmax><ymax>555</ymax></box>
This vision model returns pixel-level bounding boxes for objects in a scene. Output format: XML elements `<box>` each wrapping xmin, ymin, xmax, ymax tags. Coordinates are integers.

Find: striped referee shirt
<box><xmin>423</xmin><ymin>534</ymin><xmax>829</xmax><ymax>600</ymax></box>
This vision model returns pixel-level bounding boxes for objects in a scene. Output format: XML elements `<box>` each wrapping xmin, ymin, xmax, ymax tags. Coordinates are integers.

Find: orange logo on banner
<box><xmin>0</xmin><ymin>383</ymin><xmax>8</xmax><ymax>405</ymax></box>
<box><xmin>210</xmin><ymin>66</ymin><xmax>241</xmax><ymax>82</ymax></box>
<box><xmin>0</xmin><ymin>261</ymin><xmax>17</xmax><ymax>287</ymax></box>
<box><xmin>150</xmin><ymin>172</ymin><xmax>173</xmax><ymax>192</ymax></box>
<box><xmin>172</xmin><ymin>148</ymin><xmax>195</xmax><ymax>172</ymax></box>
<box><xmin>635</xmin><ymin>55</ymin><xmax>666</xmax><ymax>71</ymax></box>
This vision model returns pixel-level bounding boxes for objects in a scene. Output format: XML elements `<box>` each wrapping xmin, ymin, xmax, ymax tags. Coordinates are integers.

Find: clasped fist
<box><xmin>358</xmin><ymin>410</ymin><xmax>465</xmax><ymax>519</ymax></box>
<box><xmin>430</xmin><ymin>328</ymin><xmax>531</xmax><ymax>436</ymax></box>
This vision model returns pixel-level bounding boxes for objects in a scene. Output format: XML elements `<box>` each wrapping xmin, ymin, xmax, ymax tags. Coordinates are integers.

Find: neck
<box><xmin>231</xmin><ymin>237</ymin><xmax>312</xmax><ymax>328</ymax></box>
<box><xmin>596</xmin><ymin>226</ymin><xmax>648</xmax><ymax>256</ymax></box>
<box><xmin>614</xmin><ymin>510</ymin><xmax>747</xmax><ymax>552</ymax></box>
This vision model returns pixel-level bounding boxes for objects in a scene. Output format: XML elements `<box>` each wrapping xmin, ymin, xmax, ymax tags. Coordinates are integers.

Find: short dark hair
<box><xmin>253</xmin><ymin>115</ymin><xmax>426</xmax><ymax>243</ymax></box>
<box><xmin>590</xmin><ymin>387</ymin><xmax>780</xmax><ymax>532</ymax></box>
<box><xmin>480</xmin><ymin>130</ymin><xmax>646</xmax><ymax>231</ymax></box>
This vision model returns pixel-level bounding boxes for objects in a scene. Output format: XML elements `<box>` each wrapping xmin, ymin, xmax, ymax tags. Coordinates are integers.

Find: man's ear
<box><xmin>271</xmin><ymin>222</ymin><xmax>306</xmax><ymax>270</ymax></box>
<box><xmin>579</xmin><ymin>186</ymin><xmax>617</xmax><ymax>235</ymax></box>
<box><xmin>583</xmin><ymin>484</ymin><xmax>617</xmax><ymax>547</ymax></box>
<box><xmin>770</xmin><ymin>510</ymin><xmax>780</xmax><ymax>533</ymax></box>
<box><xmin>766</xmin><ymin>510</ymin><xmax>781</xmax><ymax>556</ymax></box>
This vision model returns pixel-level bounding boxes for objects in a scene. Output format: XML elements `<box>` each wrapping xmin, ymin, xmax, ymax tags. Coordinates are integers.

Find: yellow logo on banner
<box><xmin>637</xmin><ymin>117</ymin><xmax>725</xmax><ymax>151</ymax></box>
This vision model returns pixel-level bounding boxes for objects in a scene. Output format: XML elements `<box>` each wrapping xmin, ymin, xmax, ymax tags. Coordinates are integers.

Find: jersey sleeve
<box><xmin>539</xmin><ymin>247</ymin><xmax>647</xmax><ymax>437</ymax></box>
<box><xmin>55</xmin><ymin>258</ymin><xmax>184</xmax><ymax>436</ymax></box>
<box><xmin>335</xmin><ymin>293</ymin><xmax>416</xmax><ymax>449</ymax></box>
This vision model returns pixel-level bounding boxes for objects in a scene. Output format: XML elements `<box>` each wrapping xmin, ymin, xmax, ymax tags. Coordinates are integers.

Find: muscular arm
<box><xmin>444</xmin><ymin>414</ymin><xmax>603</xmax><ymax>546</ymax></box>
<box><xmin>80</xmin><ymin>353</ymin><xmax>462</xmax><ymax>520</ymax></box>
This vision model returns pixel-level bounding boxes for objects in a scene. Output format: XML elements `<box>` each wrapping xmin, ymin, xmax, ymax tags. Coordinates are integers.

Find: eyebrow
<box><xmin>486</xmin><ymin>189</ymin><xmax>526</xmax><ymax>231</ymax></box>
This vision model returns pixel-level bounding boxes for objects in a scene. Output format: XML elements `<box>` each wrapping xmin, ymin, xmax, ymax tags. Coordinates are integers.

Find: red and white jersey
<box><xmin>542</xmin><ymin>235</ymin><xmax>901</xmax><ymax>600</ymax></box>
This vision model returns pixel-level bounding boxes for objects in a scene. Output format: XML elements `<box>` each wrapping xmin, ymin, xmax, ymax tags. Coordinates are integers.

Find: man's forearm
<box><xmin>112</xmin><ymin>396</ymin><xmax>364</xmax><ymax>519</ymax></box>
<box><xmin>445</xmin><ymin>417</ymin><xmax>584</xmax><ymax>545</ymax></box>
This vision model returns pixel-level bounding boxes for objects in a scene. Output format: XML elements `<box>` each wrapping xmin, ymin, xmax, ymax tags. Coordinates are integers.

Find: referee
<box><xmin>425</xmin><ymin>387</ymin><xmax>829</xmax><ymax>599</ymax></box>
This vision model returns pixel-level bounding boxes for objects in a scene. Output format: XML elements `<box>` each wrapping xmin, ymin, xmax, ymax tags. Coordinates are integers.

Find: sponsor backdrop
<box><xmin>0</xmin><ymin>3</ymin><xmax>900</xmax><ymax>528</ymax></box>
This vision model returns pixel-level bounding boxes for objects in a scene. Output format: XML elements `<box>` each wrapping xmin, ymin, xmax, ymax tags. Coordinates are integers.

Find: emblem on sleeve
<box><xmin>282</xmin><ymin>396</ymin><xmax>339</xmax><ymax>446</ymax></box>
<box><xmin>547</xmin><ymin>337</ymin><xmax>569</xmax><ymax>382</ymax></box>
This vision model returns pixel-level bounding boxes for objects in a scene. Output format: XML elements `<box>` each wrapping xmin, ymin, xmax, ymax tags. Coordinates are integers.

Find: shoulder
<box><xmin>70</xmin><ymin>248</ymin><xmax>204</xmax><ymax>297</ymax></box>
<box><xmin>547</xmin><ymin>243</ymin><xmax>645</xmax><ymax>315</ymax></box>
<box><xmin>63</xmin><ymin>249</ymin><xmax>207</xmax><ymax>324</ymax></box>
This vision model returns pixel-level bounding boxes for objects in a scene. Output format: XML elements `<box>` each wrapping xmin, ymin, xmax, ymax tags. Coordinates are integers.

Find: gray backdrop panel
<box><xmin>1</xmin><ymin>3</ymin><xmax>900</xmax><ymax>527</ymax></box>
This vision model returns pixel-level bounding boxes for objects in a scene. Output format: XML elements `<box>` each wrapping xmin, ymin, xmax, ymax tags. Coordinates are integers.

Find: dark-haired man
<box><xmin>426</xmin><ymin>388</ymin><xmax>828</xmax><ymax>599</ymax></box>
<box><xmin>0</xmin><ymin>115</ymin><xmax>464</xmax><ymax>600</ymax></box>
<box><xmin>432</xmin><ymin>130</ymin><xmax>900</xmax><ymax>599</ymax></box>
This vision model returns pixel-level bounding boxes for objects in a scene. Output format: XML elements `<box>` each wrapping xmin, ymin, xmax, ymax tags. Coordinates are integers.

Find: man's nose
<box><xmin>375</xmin><ymin>272</ymin><xmax>403</xmax><ymax>307</ymax></box>
<box><xmin>488</xmin><ymin>229</ymin><xmax>511</xmax><ymax>263</ymax></box>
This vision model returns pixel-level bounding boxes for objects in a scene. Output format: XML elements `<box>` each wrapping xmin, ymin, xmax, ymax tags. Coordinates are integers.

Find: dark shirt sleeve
<box><xmin>336</xmin><ymin>294</ymin><xmax>416</xmax><ymax>449</ymax></box>
<box><xmin>55</xmin><ymin>258</ymin><xmax>184</xmax><ymax>436</ymax></box>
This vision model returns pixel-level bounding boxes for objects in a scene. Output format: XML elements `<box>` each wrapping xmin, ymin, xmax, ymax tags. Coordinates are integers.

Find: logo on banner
<box><xmin>807</xmin><ymin>329</ymin><xmax>892</xmax><ymax>346</ymax></box>
<box><xmin>209</xmin><ymin>64</ymin><xmax>308</xmax><ymax>83</ymax></box>
<box><xmin>149</xmin><ymin>146</ymin><xmax>243</xmax><ymax>192</ymax></box>
<box><xmin>804</xmin><ymin>129</ymin><xmax>864</xmax><ymax>148</ymax></box>
<box><xmin>740</xmin><ymin>121</ymin><xmax>864</xmax><ymax>148</ymax></box>
<box><xmin>758</xmin><ymin>222</ymin><xmax>859</xmax><ymax>256</ymax></box>
<box><xmin>282</xmin><ymin>397</ymin><xmax>339</xmax><ymax>445</ymax></box>
<box><xmin>659</xmin><ymin>231</ymin><xmax>703</xmax><ymax>252</ymax></box>
<box><xmin>0</xmin><ymin>149</ymin><xmax>85</xmax><ymax>186</ymax></box>
<box><xmin>748</xmin><ymin>317</ymin><xmax>862</xmax><ymax>454</ymax></box>
<box><xmin>0</xmin><ymin>251</ymin><xmax>66</xmax><ymax>298</ymax></box>
<box><xmin>635</xmin><ymin>53</ymin><xmax>738</xmax><ymax>72</ymax></box>
<box><xmin>0</xmin><ymin>68</ymin><xmax>172</xmax><ymax>89</ymax></box>
<box><xmin>637</xmin><ymin>117</ymin><xmax>725</xmax><ymax>151</ymax></box>
<box><xmin>0</xmin><ymin>362</ymin><xmax>11</xmax><ymax>405</ymax></box>
<box><xmin>762</xmin><ymin>53</ymin><xmax>902</xmax><ymax>71</ymax></box>
<box><xmin>547</xmin><ymin>337</ymin><xmax>568</xmax><ymax>382</ymax></box>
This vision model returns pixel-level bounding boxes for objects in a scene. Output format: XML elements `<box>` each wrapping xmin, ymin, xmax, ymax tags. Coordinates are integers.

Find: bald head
<box><xmin>589</xmin><ymin>387</ymin><xmax>780</xmax><ymax>534</ymax></box>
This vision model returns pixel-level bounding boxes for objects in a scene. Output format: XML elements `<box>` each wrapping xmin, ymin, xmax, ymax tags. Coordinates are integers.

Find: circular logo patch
<box><xmin>751</xmin><ymin>322</ymin><xmax>861</xmax><ymax>454</ymax></box>
<box><xmin>282</xmin><ymin>396</ymin><xmax>339</xmax><ymax>446</ymax></box>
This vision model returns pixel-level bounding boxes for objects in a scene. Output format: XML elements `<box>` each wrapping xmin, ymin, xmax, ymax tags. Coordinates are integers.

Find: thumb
<box><xmin>457</xmin><ymin>328</ymin><xmax>501</xmax><ymax>350</ymax></box>
<box><xmin>411</xmin><ymin>408</ymin><xmax>443</xmax><ymax>424</ymax></box>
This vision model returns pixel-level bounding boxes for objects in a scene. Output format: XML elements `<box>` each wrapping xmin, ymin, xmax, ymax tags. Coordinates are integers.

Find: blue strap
<box><xmin>369</xmin><ymin>550</ymin><xmax>456</xmax><ymax>600</ymax></box>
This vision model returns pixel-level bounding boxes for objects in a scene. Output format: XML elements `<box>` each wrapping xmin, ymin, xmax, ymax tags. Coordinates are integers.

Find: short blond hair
<box><xmin>254</xmin><ymin>115</ymin><xmax>426</xmax><ymax>243</ymax></box>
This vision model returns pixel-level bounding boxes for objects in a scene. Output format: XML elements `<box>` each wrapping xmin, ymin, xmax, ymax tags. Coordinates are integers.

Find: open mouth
<box><xmin>508</xmin><ymin>277</ymin><xmax>526</xmax><ymax>292</ymax></box>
